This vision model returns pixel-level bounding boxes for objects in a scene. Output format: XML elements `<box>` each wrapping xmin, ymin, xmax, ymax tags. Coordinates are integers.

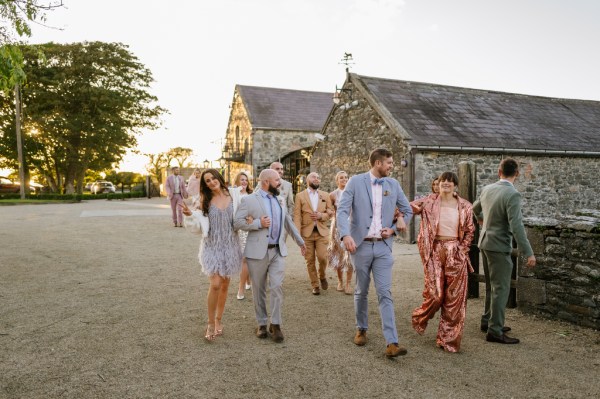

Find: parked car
<box><xmin>0</xmin><ymin>176</ymin><xmax>40</xmax><ymax>194</ymax></box>
<box><xmin>90</xmin><ymin>181</ymin><xmax>116</xmax><ymax>194</ymax></box>
<box><xmin>0</xmin><ymin>176</ymin><xmax>20</xmax><ymax>193</ymax></box>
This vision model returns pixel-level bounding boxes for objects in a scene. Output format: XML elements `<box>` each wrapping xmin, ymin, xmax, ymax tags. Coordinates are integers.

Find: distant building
<box><xmin>221</xmin><ymin>85</ymin><xmax>332</xmax><ymax>192</ymax></box>
<box><xmin>311</xmin><ymin>73</ymin><xmax>600</xmax><ymax>240</ymax></box>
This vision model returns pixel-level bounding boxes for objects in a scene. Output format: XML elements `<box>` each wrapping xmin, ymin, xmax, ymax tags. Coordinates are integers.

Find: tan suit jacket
<box><xmin>293</xmin><ymin>189</ymin><xmax>334</xmax><ymax>238</ymax></box>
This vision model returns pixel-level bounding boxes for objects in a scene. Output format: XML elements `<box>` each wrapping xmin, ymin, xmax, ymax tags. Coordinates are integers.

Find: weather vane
<box><xmin>339</xmin><ymin>52</ymin><xmax>355</xmax><ymax>72</ymax></box>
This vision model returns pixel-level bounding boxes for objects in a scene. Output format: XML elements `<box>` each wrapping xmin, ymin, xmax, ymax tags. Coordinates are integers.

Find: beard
<box><xmin>309</xmin><ymin>182</ymin><xmax>319</xmax><ymax>190</ymax></box>
<box><xmin>268</xmin><ymin>184</ymin><xmax>280</xmax><ymax>196</ymax></box>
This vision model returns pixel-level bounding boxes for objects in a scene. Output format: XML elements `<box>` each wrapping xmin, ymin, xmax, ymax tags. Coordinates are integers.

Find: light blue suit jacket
<box><xmin>336</xmin><ymin>172</ymin><xmax>413</xmax><ymax>250</ymax></box>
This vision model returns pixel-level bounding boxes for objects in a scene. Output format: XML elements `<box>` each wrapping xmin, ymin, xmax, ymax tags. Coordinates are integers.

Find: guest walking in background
<box><xmin>269</xmin><ymin>162</ymin><xmax>295</xmax><ymax>213</ymax></box>
<box><xmin>328</xmin><ymin>171</ymin><xmax>354</xmax><ymax>295</ymax></box>
<box><xmin>473</xmin><ymin>158</ymin><xmax>536</xmax><ymax>344</ymax></box>
<box><xmin>234</xmin><ymin>172</ymin><xmax>253</xmax><ymax>300</ymax></box>
<box><xmin>294</xmin><ymin>172</ymin><xmax>334</xmax><ymax>295</ymax></box>
<box><xmin>181</xmin><ymin>169</ymin><xmax>242</xmax><ymax>341</ymax></box>
<box><xmin>234</xmin><ymin>169</ymin><xmax>306</xmax><ymax>343</ymax></box>
<box><xmin>165</xmin><ymin>166</ymin><xmax>189</xmax><ymax>227</ymax></box>
<box><xmin>337</xmin><ymin>148</ymin><xmax>413</xmax><ymax>358</ymax></box>
<box><xmin>410</xmin><ymin>172</ymin><xmax>475</xmax><ymax>352</ymax></box>
<box><xmin>187</xmin><ymin>168</ymin><xmax>202</xmax><ymax>209</ymax></box>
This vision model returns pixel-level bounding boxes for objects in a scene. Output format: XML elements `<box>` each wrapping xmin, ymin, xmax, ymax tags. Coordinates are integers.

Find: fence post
<box><xmin>458</xmin><ymin>161</ymin><xmax>479</xmax><ymax>298</ymax></box>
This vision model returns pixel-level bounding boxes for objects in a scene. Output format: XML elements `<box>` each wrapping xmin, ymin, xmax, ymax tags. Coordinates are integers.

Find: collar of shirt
<box><xmin>259</xmin><ymin>188</ymin><xmax>272</xmax><ymax>198</ymax></box>
<box><xmin>499</xmin><ymin>179</ymin><xmax>514</xmax><ymax>186</ymax></box>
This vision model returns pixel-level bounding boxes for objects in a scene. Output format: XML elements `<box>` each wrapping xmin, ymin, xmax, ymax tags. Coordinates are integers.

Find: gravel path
<box><xmin>1</xmin><ymin>198</ymin><xmax>599</xmax><ymax>398</ymax></box>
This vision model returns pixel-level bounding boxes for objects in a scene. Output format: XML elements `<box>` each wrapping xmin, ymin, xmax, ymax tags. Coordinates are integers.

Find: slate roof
<box><xmin>356</xmin><ymin>74</ymin><xmax>600</xmax><ymax>153</ymax></box>
<box><xmin>237</xmin><ymin>85</ymin><xmax>332</xmax><ymax>131</ymax></box>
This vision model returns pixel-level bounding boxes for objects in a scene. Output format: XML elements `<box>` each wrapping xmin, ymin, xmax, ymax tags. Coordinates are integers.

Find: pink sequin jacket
<box><xmin>410</xmin><ymin>193</ymin><xmax>475</xmax><ymax>272</ymax></box>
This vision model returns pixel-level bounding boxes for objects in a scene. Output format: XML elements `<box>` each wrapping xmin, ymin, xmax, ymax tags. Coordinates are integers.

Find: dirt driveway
<box><xmin>1</xmin><ymin>198</ymin><xmax>599</xmax><ymax>398</ymax></box>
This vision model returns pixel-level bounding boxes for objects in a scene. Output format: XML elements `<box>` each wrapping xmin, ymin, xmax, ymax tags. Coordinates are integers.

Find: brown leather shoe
<box><xmin>385</xmin><ymin>343</ymin><xmax>408</xmax><ymax>358</ymax></box>
<box><xmin>486</xmin><ymin>333</ymin><xmax>519</xmax><ymax>344</ymax></box>
<box><xmin>353</xmin><ymin>329</ymin><xmax>367</xmax><ymax>346</ymax></box>
<box><xmin>269</xmin><ymin>324</ymin><xmax>284</xmax><ymax>343</ymax></box>
<box><xmin>320</xmin><ymin>278</ymin><xmax>328</xmax><ymax>290</ymax></box>
<box><xmin>256</xmin><ymin>325</ymin><xmax>268</xmax><ymax>339</ymax></box>
<box><xmin>312</xmin><ymin>287</ymin><xmax>320</xmax><ymax>295</ymax></box>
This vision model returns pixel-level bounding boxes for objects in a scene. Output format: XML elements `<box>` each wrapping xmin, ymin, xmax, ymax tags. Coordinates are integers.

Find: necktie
<box><xmin>268</xmin><ymin>195</ymin><xmax>280</xmax><ymax>241</ymax></box>
<box><xmin>373</xmin><ymin>178</ymin><xmax>385</xmax><ymax>185</ymax></box>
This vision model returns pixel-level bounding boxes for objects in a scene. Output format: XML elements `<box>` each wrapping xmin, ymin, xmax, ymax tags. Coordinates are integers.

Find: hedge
<box><xmin>0</xmin><ymin>191</ymin><xmax>145</xmax><ymax>201</ymax></box>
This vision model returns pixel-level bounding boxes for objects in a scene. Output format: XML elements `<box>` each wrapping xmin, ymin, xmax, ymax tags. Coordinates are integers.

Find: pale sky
<box><xmin>26</xmin><ymin>0</ymin><xmax>600</xmax><ymax>174</ymax></box>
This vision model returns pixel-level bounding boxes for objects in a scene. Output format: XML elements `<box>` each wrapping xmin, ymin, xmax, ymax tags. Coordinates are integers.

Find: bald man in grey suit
<box><xmin>235</xmin><ymin>169</ymin><xmax>306</xmax><ymax>343</ymax></box>
<box><xmin>473</xmin><ymin>158</ymin><xmax>536</xmax><ymax>344</ymax></box>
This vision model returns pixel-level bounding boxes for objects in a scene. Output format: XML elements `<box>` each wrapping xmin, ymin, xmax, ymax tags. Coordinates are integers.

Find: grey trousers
<box><xmin>351</xmin><ymin>240</ymin><xmax>398</xmax><ymax>345</ymax></box>
<box><xmin>481</xmin><ymin>250</ymin><xmax>513</xmax><ymax>337</ymax></box>
<box><xmin>247</xmin><ymin>247</ymin><xmax>286</xmax><ymax>326</ymax></box>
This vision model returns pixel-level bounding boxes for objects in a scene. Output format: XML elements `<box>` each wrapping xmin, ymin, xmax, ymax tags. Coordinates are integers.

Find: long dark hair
<box><xmin>200</xmin><ymin>169</ymin><xmax>229</xmax><ymax>216</ymax></box>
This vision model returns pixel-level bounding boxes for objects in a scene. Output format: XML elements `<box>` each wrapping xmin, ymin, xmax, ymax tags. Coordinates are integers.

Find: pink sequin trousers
<box><xmin>411</xmin><ymin>239</ymin><xmax>470</xmax><ymax>352</ymax></box>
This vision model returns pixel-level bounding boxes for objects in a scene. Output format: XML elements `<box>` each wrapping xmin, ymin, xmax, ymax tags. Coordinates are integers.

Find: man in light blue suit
<box><xmin>336</xmin><ymin>148</ymin><xmax>413</xmax><ymax>358</ymax></box>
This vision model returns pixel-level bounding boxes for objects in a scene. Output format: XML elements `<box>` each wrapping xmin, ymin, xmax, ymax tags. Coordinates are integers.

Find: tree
<box><xmin>0</xmin><ymin>41</ymin><xmax>168</xmax><ymax>193</ymax></box>
<box><xmin>0</xmin><ymin>0</ymin><xmax>63</xmax><ymax>43</ymax></box>
<box><xmin>144</xmin><ymin>152</ymin><xmax>168</xmax><ymax>184</ymax></box>
<box><xmin>168</xmin><ymin>147</ymin><xmax>194</xmax><ymax>168</ymax></box>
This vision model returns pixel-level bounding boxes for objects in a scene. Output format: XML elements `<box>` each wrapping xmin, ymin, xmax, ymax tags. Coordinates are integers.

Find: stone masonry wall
<box><xmin>225</xmin><ymin>90</ymin><xmax>254</xmax><ymax>183</ymax></box>
<box><xmin>415</xmin><ymin>152</ymin><xmax>600</xmax><ymax>218</ymax></box>
<box><xmin>252</xmin><ymin>129</ymin><xmax>316</xmax><ymax>173</ymax></box>
<box><xmin>517</xmin><ymin>211</ymin><xmax>600</xmax><ymax>329</ymax></box>
<box><xmin>311</xmin><ymin>81</ymin><xmax>411</xmax><ymax>192</ymax></box>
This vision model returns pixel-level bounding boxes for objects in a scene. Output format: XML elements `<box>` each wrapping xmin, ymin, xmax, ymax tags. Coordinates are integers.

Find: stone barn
<box><xmin>311</xmin><ymin>73</ymin><xmax>600</xmax><ymax>239</ymax></box>
<box><xmin>221</xmin><ymin>85</ymin><xmax>332</xmax><ymax>190</ymax></box>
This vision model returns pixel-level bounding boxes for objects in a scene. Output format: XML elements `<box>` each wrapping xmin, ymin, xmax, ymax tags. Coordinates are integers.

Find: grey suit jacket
<box><xmin>234</xmin><ymin>191</ymin><xmax>304</xmax><ymax>260</ymax></box>
<box><xmin>279</xmin><ymin>179</ymin><xmax>295</xmax><ymax>213</ymax></box>
<box><xmin>473</xmin><ymin>180</ymin><xmax>533</xmax><ymax>257</ymax></box>
<box><xmin>336</xmin><ymin>172</ymin><xmax>413</xmax><ymax>250</ymax></box>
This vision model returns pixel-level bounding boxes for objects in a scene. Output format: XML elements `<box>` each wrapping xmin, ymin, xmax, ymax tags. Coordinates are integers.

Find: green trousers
<box><xmin>481</xmin><ymin>250</ymin><xmax>513</xmax><ymax>337</ymax></box>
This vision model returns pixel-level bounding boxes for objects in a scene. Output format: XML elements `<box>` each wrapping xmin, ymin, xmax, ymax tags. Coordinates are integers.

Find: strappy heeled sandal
<box><xmin>204</xmin><ymin>324</ymin><xmax>216</xmax><ymax>341</ymax></box>
<box><xmin>215</xmin><ymin>318</ymin><xmax>223</xmax><ymax>336</ymax></box>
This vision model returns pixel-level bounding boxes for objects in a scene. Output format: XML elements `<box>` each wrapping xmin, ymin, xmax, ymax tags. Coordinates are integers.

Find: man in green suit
<box><xmin>473</xmin><ymin>158</ymin><xmax>536</xmax><ymax>344</ymax></box>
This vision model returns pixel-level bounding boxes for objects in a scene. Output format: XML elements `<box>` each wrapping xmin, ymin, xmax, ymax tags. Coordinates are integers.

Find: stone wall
<box><xmin>311</xmin><ymin>81</ymin><xmax>410</xmax><ymax>191</ymax></box>
<box><xmin>414</xmin><ymin>152</ymin><xmax>600</xmax><ymax>218</ymax></box>
<box><xmin>517</xmin><ymin>211</ymin><xmax>600</xmax><ymax>329</ymax></box>
<box><xmin>252</xmin><ymin>129</ymin><xmax>316</xmax><ymax>172</ymax></box>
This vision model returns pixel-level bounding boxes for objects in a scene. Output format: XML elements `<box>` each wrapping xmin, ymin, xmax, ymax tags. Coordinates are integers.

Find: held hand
<box><xmin>299</xmin><ymin>244</ymin><xmax>307</xmax><ymax>257</ymax></box>
<box><xmin>343</xmin><ymin>236</ymin><xmax>356</xmax><ymax>254</ymax></box>
<box><xmin>393</xmin><ymin>208</ymin><xmax>401</xmax><ymax>220</ymax></box>
<box><xmin>526</xmin><ymin>255</ymin><xmax>536</xmax><ymax>268</ymax></box>
<box><xmin>395</xmin><ymin>218</ymin><xmax>407</xmax><ymax>233</ymax></box>
<box><xmin>260</xmin><ymin>215</ymin><xmax>271</xmax><ymax>228</ymax></box>
<box><xmin>410</xmin><ymin>203</ymin><xmax>422</xmax><ymax>214</ymax></box>
<box><xmin>310</xmin><ymin>211</ymin><xmax>320</xmax><ymax>221</ymax></box>
<box><xmin>179</xmin><ymin>202</ymin><xmax>192</xmax><ymax>216</ymax></box>
<box><xmin>380</xmin><ymin>227</ymin><xmax>394</xmax><ymax>239</ymax></box>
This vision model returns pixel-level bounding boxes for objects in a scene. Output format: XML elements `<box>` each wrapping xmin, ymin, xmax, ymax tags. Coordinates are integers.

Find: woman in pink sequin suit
<box><xmin>410</xmin><ymin>172</ymin><xmax>474</xmax><ymax>352</ymax></box>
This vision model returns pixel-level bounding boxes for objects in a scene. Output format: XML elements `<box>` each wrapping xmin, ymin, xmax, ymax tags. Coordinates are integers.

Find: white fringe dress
<box><xmin>184</xmin><ymin>187</ymin><xmax>242</xmax><ymax>278</ymax></box>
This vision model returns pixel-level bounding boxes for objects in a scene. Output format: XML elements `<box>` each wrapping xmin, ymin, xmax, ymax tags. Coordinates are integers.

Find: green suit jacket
<box><xmin>472</xmin><ymin>180</ymin><xmax>533</xmax><ymax>257</ymax></box>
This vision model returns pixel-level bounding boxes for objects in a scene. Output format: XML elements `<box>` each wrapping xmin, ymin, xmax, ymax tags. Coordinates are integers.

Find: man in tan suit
<box><xmin>294</xmin><ymin>172</ymin><xmax>334</xmax><ymax>295</ymax></box>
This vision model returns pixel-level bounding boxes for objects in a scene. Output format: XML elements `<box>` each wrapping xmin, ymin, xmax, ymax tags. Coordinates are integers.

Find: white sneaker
<box><xmin>245</xmin><ymin>283</ymin><xmax>251</xmax><ymax>290</ymax></box>
<box><xmin>236</xmin><ymin>293</ymin><xmax>244</xmax><ymax>300</ymax></box>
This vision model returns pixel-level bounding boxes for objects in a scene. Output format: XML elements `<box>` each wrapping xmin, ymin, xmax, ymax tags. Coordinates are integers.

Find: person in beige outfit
<box><xmin>294</xmin><ymin>172</ymin><xmax>334</xmax><ymax>295</ymax></box>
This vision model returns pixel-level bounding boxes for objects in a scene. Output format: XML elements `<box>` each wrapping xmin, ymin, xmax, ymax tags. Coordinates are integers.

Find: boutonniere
<box><xmin>383</xmin><ymin>190</ymin><xmax>390</xmax><ymax>196</ymax></box>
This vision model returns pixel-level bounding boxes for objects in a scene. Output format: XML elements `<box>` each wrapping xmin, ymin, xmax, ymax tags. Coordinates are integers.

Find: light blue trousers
<box><xmin>351</xmin><ymin>241</ymin><xmax>398</xmax><ymax>345</ymax></box>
